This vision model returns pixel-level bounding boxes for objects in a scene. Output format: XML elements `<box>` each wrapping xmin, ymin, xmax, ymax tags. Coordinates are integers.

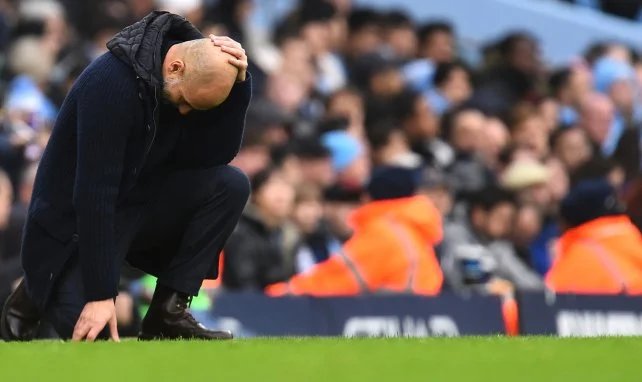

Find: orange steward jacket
<box><xmin>265</xmin><ymin>196</ymin><xmax>444</xmax><ymax>296</ymax></box>
<box><xmin>546</xmin><ymin>215</ymin><xmax>642</xmax><ymax>294</ymax></box>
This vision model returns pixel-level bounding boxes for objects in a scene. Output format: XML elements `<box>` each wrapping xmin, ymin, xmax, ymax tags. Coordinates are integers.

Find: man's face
<box><xmin>349</xmin><ymin>25</ymin><xmax>381</xmax><ymax>57</ymax></box>
<box><xmin>474</xmin><ymin>203</ymin><xmax>516</xmax><ymax>240</ymax></box>
<box><xmin>609</xmin><ymin>80</ymin><xmax>634</xmax><ymax>112</ymax></box>
<box><xmin>452</xmin><ymin>110</ymin><xmax>485</xmax><ymax>153</ymax></box>
<box><xmin>324</xmin><ymin>202</ymin><xmax>358</xmax><ymax>239</ymax></box>
<box><xmin>441</xmin><ymin>68</ymin><xmax>472</xmax><ymax>104</ymax></box>
<box><xmin>418</xmin><ymin>187</ymin><xmax>453</xmax><ymax>217</ymax></box>
<box><xmin>387</xmin><ymin>26</ymin><xmax>417</xmax><ymax>59</ymax></box>
<box><xmin>300</xmin><ymin>158</ymin><xmax>336</xmax><ymax>187</ymax></box>
<box><xmin>424</xmin><ymin>31</ymin><xmax>453</xmax><ymax>63</ymax></box>
<box><xmin>407</xmin><ymin>97</ymin><xmax>438</xmax><ymax>139</ymax></box>
<box><xmin>255</xmin><ymin>176</ymin><xmax>295</xmax><ymax>223</ymax></box>
<box><xmin>163</xmin><ymin>75</ymin><xmax>231</xmax><ymax>115</ymax></box>
<box><xmin>512</xmin><ymin>116</ymin><xmax>549</xmax><ymax>159</ymax></box>
<box><xmin>554</xmin><ymin>128</ymin><xmax>592</xmax><ymax>171</ymax></box>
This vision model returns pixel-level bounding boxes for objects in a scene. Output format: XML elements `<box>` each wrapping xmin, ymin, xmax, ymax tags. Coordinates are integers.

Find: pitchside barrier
<box><xmin>206</xmin><ymin>292</ymin><xmax>642</xmax><ymax>338</ymax></box>
<box><xmin>207</xmin><ymin>293</ymin><xmax>506</xmax><ymax>337</ymax></box>
<box><xmin>517</xmin><ymin>292</ymin><xmax>642</xmax><ymax>337</ymax></box>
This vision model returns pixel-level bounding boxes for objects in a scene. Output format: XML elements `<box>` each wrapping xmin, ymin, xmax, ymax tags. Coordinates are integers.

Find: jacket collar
<box><xmin>106</xmin><ymin>11</ymin><xmax>203</xmax><ymax>88</ymax></box>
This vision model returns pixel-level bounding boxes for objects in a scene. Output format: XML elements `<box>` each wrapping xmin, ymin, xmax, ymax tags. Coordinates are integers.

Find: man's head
<box><xmin>549</xmin><ymin>65</ymin><xmax>592</xmax><ymax>107</ymax></box>
<box><xmin>382</xmin><ymin>10</ymin><xmax>417</xmax><ymax>60</ymax></box>
<box><xmin>549</xmin><ymin>127</ymin><xmax>592</xmax><ymax>172</ymax></box>
<box><xmin>497</xmin><ymin>32</ymin><xmax>541</xmax><ymax>75</ymax></box>
<box><xmin>469</xmin><ymin>186</ymin><xmax>518</xmax><ymax>241</ymax></box>
<box><xmin>250</xmin><ymin>167</ymin><xmax>296</xmax><ymax>227</ymax></box>
<box><xmin>578</xmin><ymin>92</ymin><xmax>614</xmax><ymax>145</ymax></box>
<box><xmin>417</xmin><ymin>21</ymin><xmax>454</xmax><ymax>63</ymax></box>
<box><xmin>433</xmin><ymin>61</ymin><xmax>472</xmax><ymax>105</ymax></box>
<box><xmin>366</xmin><ymin>119</ymin><xmax>413</xmax><ymax>166</ymax></box>
<box><xmin>162</xmin><ymin>38</ymin><xmax>238</xmax><ymax>114</ymax></box>
<box><xmin>346</xmin><ymin>8</ymin><xmax>383</xmax><ymax>59</ymax></box>
<box><xmin>393</xmin><ymin>90</ymin><xmax>438</xmax><ymax>141</ymax></box>
<box><xmin>443</xmin><ymin>107</ymin><xmax>485</xmax><ymax>154</ymax></box>
<box><xmin>593</xmin><ymin>57</ymin><xmax>635</xmax><ymax>113</ymax></box>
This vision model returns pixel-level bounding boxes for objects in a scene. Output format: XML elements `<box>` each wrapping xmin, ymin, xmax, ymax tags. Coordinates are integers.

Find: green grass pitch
<box><xmin>1</xmin><ymin>337</ymin><xmax>640</xmax><ymax>381</ymax></box>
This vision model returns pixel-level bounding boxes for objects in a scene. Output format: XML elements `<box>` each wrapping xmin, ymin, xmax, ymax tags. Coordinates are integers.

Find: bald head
<box><xmin>163</xmin><ymin>38</ymin><xmax>239</xmax><ymax>114</ymax></box>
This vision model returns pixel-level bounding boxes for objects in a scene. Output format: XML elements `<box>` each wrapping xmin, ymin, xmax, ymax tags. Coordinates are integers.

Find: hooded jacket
<box><xmin>22</xmin><ymin>12</ymin><xmax>251</xmax><ymax>308</ymax></box>
<box><xmin>266</xmin><ymin>195</ymin><xmax>444</xmax><ymax>296</ymax></box>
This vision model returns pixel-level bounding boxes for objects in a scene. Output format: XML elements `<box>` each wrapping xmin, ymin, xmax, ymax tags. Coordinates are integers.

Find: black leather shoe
<box><xmin>1</xmin><ymin>279</ymin><xmax>41</xmax><ymax>341</ymax></box>
<box><xmin>139</xmin><ymin>286</ymin><xmax>232</xmax><ymax>340</ymax></box>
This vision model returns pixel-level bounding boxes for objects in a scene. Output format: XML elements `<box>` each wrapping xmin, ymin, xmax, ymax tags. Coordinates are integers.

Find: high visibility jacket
<box><xmin>265</xmin><ymin>196</ymin><xmax>444</xmax><ymax>296</ymax></box>
<box><xmin>546</xmin><ymin>215</ymin><xmax>642</xmax><ymax>294</ymax></box>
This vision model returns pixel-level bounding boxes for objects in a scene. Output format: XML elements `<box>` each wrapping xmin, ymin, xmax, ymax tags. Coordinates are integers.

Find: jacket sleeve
<box><xmin>494</xmin><ymin>244</ymin><xmax>544</xmax><ymax>290</ymax></box>
<box><xmin>73</xmin><ymin>73</ymin><xmax>136</xmax><ymax>302</ymax></box>
<box><xmin>439</xmin><ymin>225</ymin><xmax>470</xmax><ymax>293</ymax></box>
<box><xmin>176</xmin><ymin>74</ymin><xmax>252</xmax><ymax>168</ymax></box>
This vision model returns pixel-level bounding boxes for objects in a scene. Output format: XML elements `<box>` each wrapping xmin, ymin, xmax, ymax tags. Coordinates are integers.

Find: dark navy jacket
<box><xmin>22</xmin><ymin>11</ymin><xmax>251</xmax><ymax>309</ymax></box>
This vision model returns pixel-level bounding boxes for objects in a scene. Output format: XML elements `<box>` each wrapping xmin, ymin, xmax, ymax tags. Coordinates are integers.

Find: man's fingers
<box><xmin>109</xmin><ymin>316</ymin><xmax>120</xmax><ymax>343</ymax></box>
<box><xmin>72</xmin><ymin>320</ymin><xmax>90</xmax><ymax>342</ymax></box>
<box><xmin>85</xmin><ymin>326</ymin><xmax>102</xmax><ymax>342</ymax></box>
<box><xmin>227</xmin><ymin>57</ymin><xmax>248</xmax><ymax>69</ymax></box>
<box><xmin>209</xmin><ymin>34</ymin><xmax>242</xmax><ymax>49</ymax></box>
<box><xmin>221</xmin><ymin>46</ymin><xmax>245</xmax><ymax>59</ymax></box>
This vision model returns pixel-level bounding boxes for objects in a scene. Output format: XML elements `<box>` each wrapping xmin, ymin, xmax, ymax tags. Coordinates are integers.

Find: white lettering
<box><xmin>556</xmin><ymin>310</ymin><xmax>642</xmax><ymax>337</ymax></box>
<box><xmin>343</xmin><ymin>316</ymin><xmax>460</xmax><ymax>337</ymax></box>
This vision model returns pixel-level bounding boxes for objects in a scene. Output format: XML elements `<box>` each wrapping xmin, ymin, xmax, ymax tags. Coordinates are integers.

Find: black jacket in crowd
<box><xmin>222</xmin><ymin>205</ymin><xmax>290</xmax><ymax>291</ymax></box>
<box><xmin>22</xmin><ymin>11</ymin><xmax>251</xmax><ymax>310</ymax></box>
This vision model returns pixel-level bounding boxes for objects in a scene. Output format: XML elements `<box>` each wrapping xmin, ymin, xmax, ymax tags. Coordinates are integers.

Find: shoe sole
<box><xmin>0</xmin><ymin>296</ymin><xmax>15</xmax><ymax>341</ymax></box>
<box><xmin>138</xmin><ymin>330</ymin><xmax>234</xmax><ymax>341</ymax></box>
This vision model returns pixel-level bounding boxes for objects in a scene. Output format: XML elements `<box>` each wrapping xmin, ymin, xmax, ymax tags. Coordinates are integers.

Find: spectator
<box><xmin>592</xmin><ymin>57</ymin><xmax>636</xmax><ymax>124</ymax></box>
<box><xmin>442</xmin><ymin>107</ymin><xmax>489</xmax><ymax>196</ymax></box>
<box><xmin>546</xmin><ymin>179</ymin><xmax>642</xmax><ymax>294</ymax></box>
<box><xmin>550</xmin><ymin>126</ymin><xmax>593</xmax><ymax>172</ymax></box>
<box><xmin>323</xmin><ymin>184</ymin><xmax>362</xmax><ymax>243</ymax></box>
<box><xmin>222</xmin><ymin>167</ymin><xmax>294</xmax><ymax>291</ymax></box>
<box><xmin>549</xmin><ymin>64</ymin><xmax>592</xmax><ymax>126</ymax></box>
<box><xmin>291</xmin><ymin>184</ymin><xmax>342</xmax><ymax>274</ymax></box>
<box><xmin>416</xmin><ymin>166</ymin><xmax>454</xmax><ymax>218</ymax></box>
<box><xmin>508</xmin><ymin>105</ymin><xmax>550</xmax><ymax>160</ymax></box>
<box><xmin>344</xmin><ymin>8</ymin><xmax>382</xmax><ymax>69</ymax></box>
<box><xmin>321</xmin><ymin>130</ymin><xmax>369</xmax><ymax>189</ymax></box>
<box><xmin>388</xmin><ymin>89</ymin><xmax>447</xmax><ymax>167</ymax></box>
<box><xmin>230</xmin><ymin>128</ymin><xmax>271</xmax><ymax>178</ymax></box>
<box><xmin>326</xmin><ymin>87</ymin><xmax>365</xmax><ymax>139</ymax></box>
<box><xmin>266</xmin><ymin>165</ymin><xmax>444</xmax><ymax>296</ymax></box>
<box><xmin>577</xmin><ymin>92</ymin><xmax>618</xmax><ymax>156</ymax></box>
<box><xmin>427</xmin><ymin>61</ymin><xmax>473</xmax><ymax>116</ymax></box>
<box><xmin>440</xmin><ymin>186</ymin><xmax>543</xmax><ymax>295</ymax></box>
<box><xmin>477</xmin><ymin>117</ymin><xmax>510</xmax><ymax>172</ymax></box>
<box><xmin>367</xmin><ymin>118</ymin><xmax>421</xmax><ymax>168</ymax></box>
<box><xmin>381</xmin><ymin>10</ymin><xmax>417</xmax><ymax>62</ymax></box>
<box><xmin>293</xmin><ymin>138</ymin><xmax>335</xmax><ymax>188</ymax></box>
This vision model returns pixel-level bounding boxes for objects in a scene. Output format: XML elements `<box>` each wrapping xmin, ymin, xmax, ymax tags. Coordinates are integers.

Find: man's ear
<box><xmin>168</xmin><ymin>60</ymin><xmax>185</xmax><ymax>75</ymax></box>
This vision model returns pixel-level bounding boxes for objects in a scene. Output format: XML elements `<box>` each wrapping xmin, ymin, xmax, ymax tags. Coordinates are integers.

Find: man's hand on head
<box><xmin>210</xmin><ymin>35</ymin><xmax>248</xmax><ymax>82</ymax></box>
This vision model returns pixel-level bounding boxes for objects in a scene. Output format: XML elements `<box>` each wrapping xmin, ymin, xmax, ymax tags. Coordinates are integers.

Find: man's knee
<box><xmin>215</xmin><ymin>165</ymin><xmax>250</xmax><ymax>209</ymax></box>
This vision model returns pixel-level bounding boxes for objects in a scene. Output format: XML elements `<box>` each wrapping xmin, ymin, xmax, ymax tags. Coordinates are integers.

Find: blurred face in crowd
<box><xmin>404</xmin><ymin>97</ymin><xmax>438</xmax><ymax>140</ymax></box>
<box><xmin>324</xmin><ymin>201</ymin><xmax>358</xmax><ymax>240</ymax></box>
<box><xmin>328</xmin><ymin>0</ymin><xmax>353</xmax><ymax>15</ymax></box>
<box><xmin>512</xmin><ymin>204</ymin><xmax>542</xmax><ymax>247</ymax></box>
<box><xmin>472</xmin><ymin>202</ymin><xmax>516</xmax><ymax>240</ymax></box>
<box><xmin>451</xmin><ymin>110</ymin><xmax>485</xmax><ymax>153</ymax></box>
<box><xmin>348</xmin><ymin>24</ymin><xmax>381</xmax><ymax>58</ymax></box>
<box><xmin>553</xmin><ymin>127</ymin><xmax>592</xmax><ymax>171</ymax></box>
<box><xmin>327</xmin><ymin>89</ymin><xmax>365</xmax><ymax>136</ymax></box>
<box><xmin>280</xmin><ymin>37</ymin><xmax>315</xmax><ymax>89</ymax></box>
<box><xmin>422</xmin><ymin>31</ymin><xmax>454</xmax><ymax>63</ymax></box>
<box><xmin>439</xmin><ymin>67</ymin><xmax>472</xmax><ymax>105</ymax></box>
<box><xmin>546</xmin><ymin>158</ymin><xmax>570</xmax><ymax>204</ymax></box>
<box><xmin>569</xmin><ymin>64</ymin><xmax>593</xmax><ymax>105</ymax></box>
<box><xmin>231</xmin><ymin>145</ymin><xmax>270</xmax><ymax>178</ymax></box>
<box><xmin>518</xmin><ymin>182</ymin><xmax>552</xmax><ymax>211</ymax></box>
<box><xmin>509</xmin><ymin>38</ymin><xmax>541</xmax><ymax>75</ymax></box>
<box><xmin>478</xmin><ymin>118</ymin><xmax>509</xmax><ymax>169</ymax></box>
<box><xmin>253</xmin><ymin>173</ymin><xmax>296</xmax><ymax>226</ymax></box>
<box><xmin>605</xmin><ymin>44</ymin><xmax>631</xmax><ymax>64</ymax></box>
<box><xmin>299</xmin><ymin>158</ymin><xmax>336</xmax><ymax>188</ymax></box>
<box><xmin>329</xmin><ymin>17</ymin><xmax>349</xmax><ymax>52</ymax></box>
<box><xmin>609</xmin><ymin>79</ymin><xmax>635</xmax><ymax>113</ymax></box>
<box><xmin>387</xmin><ymin>25</ymin><xmax>418</xmax><ymax>60</ymax></box>
<box><xmin>301</xmin><ymin>21</ymin><xmax>333</xmax><ymax>56</ymax></box>
<box><xmin>538</xmin><ymin>99</ymin><xmax>559</xmax><ymax>133</ymax></box>
<box><xmin>293</xmin><ymin>197</ymin><xmax>324</xmax><ymax>234</ymax></box>
<box><xmin>578</xmin><ymin>93</ymin><xmax>614</xmax><ymax>145</ymax></box>
<box><xmin>418</xmin><ymin>186</ymin><xmax>453</xmax><ymax>217</ymax></box>
<box><xmin>369</xmin><ymin>68</ymin><xmax>405</xmax><ymax>97</ymax></box>
<box><xmin>512</xmin><ymin>115</ymin><xmax>549</xmax><ymax>159</ymax></box>
<box><xmin>267</xmin><ymin>72</ymin><xmax>309</xmax><ymax>114</ymax></box>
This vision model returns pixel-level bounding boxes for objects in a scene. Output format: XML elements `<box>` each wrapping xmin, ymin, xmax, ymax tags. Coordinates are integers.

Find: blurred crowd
<box><xmin>1</xmin><ymin>0</ymin><xmax>642</xmax><ymax>333</ymax></box>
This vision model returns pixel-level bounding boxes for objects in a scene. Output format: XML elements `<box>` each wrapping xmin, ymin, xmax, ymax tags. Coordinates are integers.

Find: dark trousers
<box><xmin>43</xmin><ymin>165</ymin><xmax>249</xmax><ymax>339</ymax></box>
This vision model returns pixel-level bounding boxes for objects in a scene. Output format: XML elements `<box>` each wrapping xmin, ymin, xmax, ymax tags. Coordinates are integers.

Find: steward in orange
<box><xmin>546</xmin><ymin>179</ymin><xmax>642</xmax><ymax>294</ymax></box>
<box><xmin>266</xmin><ymin>166</ymin><xmax>444</xmax><ymax>296</ymax></box>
